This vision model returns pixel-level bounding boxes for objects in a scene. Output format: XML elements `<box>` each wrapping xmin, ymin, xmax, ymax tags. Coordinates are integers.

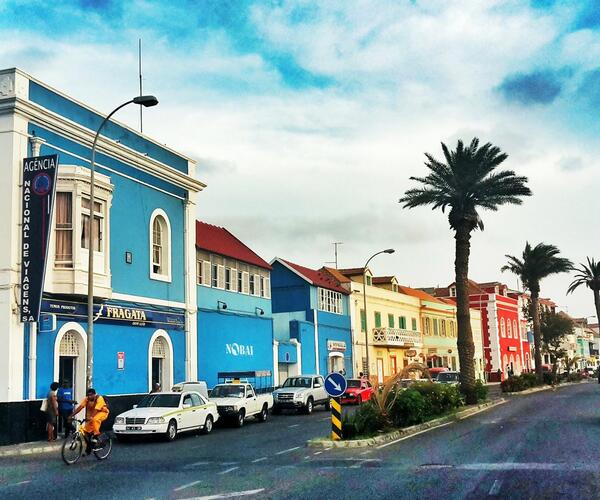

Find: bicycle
<box><xmin>61</xmin><ymin>418</ymin><xmax>113</xmax><ymax>465</ymax></box>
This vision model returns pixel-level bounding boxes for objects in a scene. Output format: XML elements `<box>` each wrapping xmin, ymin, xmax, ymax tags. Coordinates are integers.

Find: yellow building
<box><xmin>336</xmin><ymin>269</ymin><xmax>422</xmax><ymax>383</ymax></box>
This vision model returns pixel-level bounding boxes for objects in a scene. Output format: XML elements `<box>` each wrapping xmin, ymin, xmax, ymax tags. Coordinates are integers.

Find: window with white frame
<box><xmin>500</xmin><ymin>318</ymin><xmax>506</xmax><ymax>337</ymax></box>
<box><xmin>513</xmin><ymin>320</ymin><xmax>519</xmax><ymax>340</ymax></box>
<box><xmin>318</xmin><ymin>288</ymin><xmax>343</xmax><ymax>314</ymax></box>
<box><xmin>55</xmin><ymin>192</ymin><xmax>73</xmax><ymax>268</ymax></box>
<box><xmin>81</xmin><ymin>197</ymin><xmax>104</xmax><ymax>252</ymax></box>
<box><xmin>507</xmin><ymin>320</ymin><xmax>512</xmax><ymax>338</ymax></box>
<box><xmin>149</xmin><ymin>209</ymin><xmax>171</xmax><ymax>281</ymax></box>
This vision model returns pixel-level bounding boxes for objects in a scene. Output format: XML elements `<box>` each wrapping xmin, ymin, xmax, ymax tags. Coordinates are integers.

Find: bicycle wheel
<box><xmin>61</xmin><ymin>434</ymin><xmax>83</xmax><ymax>465</ymax></box>
<box><xmin>93</xmin><ymin>434</ymin><xmax>112</xmax><ymax>461</ymax></box>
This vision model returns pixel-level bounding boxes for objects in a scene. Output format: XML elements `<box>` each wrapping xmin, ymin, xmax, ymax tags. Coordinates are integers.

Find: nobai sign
<box><xmin>20</xmin><ymin>154</ymin><xmax>59</xmax><ymax>323</ymax></box>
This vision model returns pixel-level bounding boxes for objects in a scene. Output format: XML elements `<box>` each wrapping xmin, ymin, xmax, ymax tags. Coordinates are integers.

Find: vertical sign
<box><xmin>20</xmin><ymin>154</ymin><xmax>59</xmax><ymax>322</ymax></box>
<box><xmin>117</xmin><ymin>352</ymin><xmax>125</xmax><ymax>370</ymax></box>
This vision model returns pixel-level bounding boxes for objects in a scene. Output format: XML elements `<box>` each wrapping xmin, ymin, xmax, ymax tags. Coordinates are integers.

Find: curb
<box><xmin>307</xmin><ymin>398</ymin><xmax>506</xmax><ymax>449</ymax></box>
<box><xmin>503</xmin><ymin>380</ymin><xmax>586</xmax><ymax>396</ymax></box>
<box><xmin>0</xmin><ymin>442</ymin><xmax>62</xmax><ymax>458</ymax></box>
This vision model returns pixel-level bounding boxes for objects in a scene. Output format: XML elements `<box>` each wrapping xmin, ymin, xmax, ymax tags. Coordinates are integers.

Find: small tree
<box><xmin>540</xmin><ymin>312</ymin><xmax>573</xmax><ymax>382</ymax></box>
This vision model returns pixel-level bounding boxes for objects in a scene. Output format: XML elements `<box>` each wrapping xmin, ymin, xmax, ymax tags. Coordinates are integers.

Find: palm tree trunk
<box><xmin>530</xmin><ymin>289</ymin><xmax>543</xmax><ymax>382</ymax></box>
<box><xmin>594</xmin><ymin>289</ymin><xmax>600</xmax><ymax>334</ymax></box>
<box><xmin>454</xmin><ymin>225</ymin><xmax>477</xmax><ymax>404</ymax></box>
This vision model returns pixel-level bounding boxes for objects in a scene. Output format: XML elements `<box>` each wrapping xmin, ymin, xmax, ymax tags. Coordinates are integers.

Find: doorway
<box><xmin>390</xmin><ymin>356</ymin><xmax>397</xmax><ymax>375</ymax></box>
<box><xmin>57</xmin><ymin>329</ymin><xmax>85</xmax><ymax>401</ymax></box>
<box><xmin>149</xmin><ymin>333</ymin><xmax>172</xmax><ymax>391</ymax></box>
<box><xmin>376</xmin><ymin>358</ymin><xmax>384</xmax><ymax>384</ymax></box>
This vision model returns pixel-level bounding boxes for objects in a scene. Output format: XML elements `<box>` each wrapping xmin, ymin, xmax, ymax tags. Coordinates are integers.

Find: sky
<box><xmin>1</xmin><ymin>0</ymin><xmax>599</xmax><ymax>319</ymax></box>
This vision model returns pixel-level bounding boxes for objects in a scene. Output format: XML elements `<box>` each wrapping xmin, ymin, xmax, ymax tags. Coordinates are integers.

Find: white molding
<box><xmin>149</xmin><ymin>208</ymin><xmax>172</xmax><ymax>283</ymax></box>
<box><xmin>110</xmin><ymin>292</ymin><xmax>185</xmax><ymax>309</ymax></box>
<box><xmin>53</xmin><ymin>322</ymin><xmax>87</xmax><ymax>401</ymax></box>
<box><xmin>148</xmin><ymin>330</ymin><xmax>174</xmax><ymax>392</ymax></box>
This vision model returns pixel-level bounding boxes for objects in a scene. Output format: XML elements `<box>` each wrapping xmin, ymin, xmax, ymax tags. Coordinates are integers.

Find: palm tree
<box><xmin>567</xmin><ymin>257</ymin><xmax>600</xmax><ymax>329</ymax></box>
<box><xmin>399</xmin><ymin>138</ymin><xmax>531</xmax><ymax>403</ymax></box>
<box><xmin>502</xmin><ymin>243</ymin><xmax>573</xmax><ymax>381</ymax></box>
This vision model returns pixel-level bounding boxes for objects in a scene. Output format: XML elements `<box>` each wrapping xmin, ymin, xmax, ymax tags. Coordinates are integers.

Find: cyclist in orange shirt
<box><xmin>70</xmin><ymin>388</ymin><xmax>109</xmax><ymax>451</ymax></box>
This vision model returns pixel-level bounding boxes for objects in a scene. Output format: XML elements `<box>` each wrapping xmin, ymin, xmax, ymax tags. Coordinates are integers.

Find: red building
<box><xmin>434</xmin><ymin>280</ymin><xmax>524</xmax><ymax>382</ymax></box>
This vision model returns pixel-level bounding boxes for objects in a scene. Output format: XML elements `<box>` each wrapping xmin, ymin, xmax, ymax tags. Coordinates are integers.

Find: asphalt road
<box><xmin>1</xmin><ymin>383</ymin><xmax>599</xmax><ymax>499</ymax></box>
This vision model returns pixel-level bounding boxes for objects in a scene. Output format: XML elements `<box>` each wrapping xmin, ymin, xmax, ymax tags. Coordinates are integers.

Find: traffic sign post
<box><xmin>324</xmin><ymin>373</ymin><xmax>347</xmax><ymax>441</ymax></box>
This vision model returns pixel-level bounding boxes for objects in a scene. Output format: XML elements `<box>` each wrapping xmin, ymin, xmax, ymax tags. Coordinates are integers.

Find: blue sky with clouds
<box><xmin>1</xmin><ymin>0</ymin><xmax>599</xmax><ymax>316</ymax></box>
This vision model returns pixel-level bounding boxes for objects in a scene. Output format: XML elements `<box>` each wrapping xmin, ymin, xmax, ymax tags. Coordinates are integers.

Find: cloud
<box><xmin>558</xmin><ymin>156</ymin><xmax>584</xmax><ymax>172</ymax></box>
<box><xmin>498</xmin><ymin>70</ymin><xmax>567</xmax><ymax>105</ymax></box>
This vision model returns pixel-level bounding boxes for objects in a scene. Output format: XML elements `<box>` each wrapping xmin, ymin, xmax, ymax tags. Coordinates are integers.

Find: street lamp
<box><xmin>362</xmin><ymin>248</ymin><xmax>395</xmax><ymax>379</ymax></box>
<box><xmin>86</xmin><ymin>95</ymin><xmax>158</xmax><ymax>390</ymax></box>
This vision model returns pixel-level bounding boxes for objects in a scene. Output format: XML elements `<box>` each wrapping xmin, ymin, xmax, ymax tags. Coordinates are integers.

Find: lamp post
<box><xmin>362</xmin><ymin>248</ymin><xmax>395</xmax><ymax>378</ymax></box>
<box><xmin>86</xmin><ymin>95</ymin><xmax>159</xmax><ymax>390</ymax></box>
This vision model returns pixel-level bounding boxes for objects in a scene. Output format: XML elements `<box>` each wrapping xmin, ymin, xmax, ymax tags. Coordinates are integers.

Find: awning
<box><xmin>328</xmin><ymin>351</ymin><xmax>344</xmax><ymax>358</ymax></box>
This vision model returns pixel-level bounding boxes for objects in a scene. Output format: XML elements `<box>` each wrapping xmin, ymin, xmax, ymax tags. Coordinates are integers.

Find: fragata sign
<box><xmin>20</xmin><ymin>154</ymin><xmax>59</xmax><ymax>322</ymax></box>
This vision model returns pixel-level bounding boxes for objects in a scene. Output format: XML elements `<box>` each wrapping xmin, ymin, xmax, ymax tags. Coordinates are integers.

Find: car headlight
<box><xmin>146</xmin><ymin>417</ymin><xmax>165</xmax><ymax>424</ymax></box>
<box><xmin>114</xmin><ymin>417</ymin><xmax>125</xmax><ymax>425</ymax></box>
<box><xmin>294</xmin><ymin>393</ymin><xmax>304</xmax><ymax>400</ymax></box>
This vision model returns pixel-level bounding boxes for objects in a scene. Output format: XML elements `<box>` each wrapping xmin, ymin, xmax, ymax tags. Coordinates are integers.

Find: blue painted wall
<box><xmin>28</xmin><ymin>82</ymin><xmax>189</xmax><ymax>174</ymax></box>
<box><xmin>35</xmin><ymin>320</ymin><xmax>184</xmax><ymax>398</ymax></box>
<box><xmin>270</xmin><ymin>261</ymin><xmax>311</xmax><ymax>313</ymax></box>
<box><xmin>278</xmin><ymin>342</ymin><xmax>297</xmax><ymax>363</ymax></box>
<box><xmin>31</xmin><ymin>126</ymin><xmax>186</xmax><ymax>303</ymax></box>
<box><xmin>198</xmin><ymin>285</ymin><xmax>272</xmax><ymax>315</ymax></box>
<box><xmin>290</xmin><ymin>320</ymin><xmax>316</xmax><ymax>374</ymax></box>
<box><xmin>197</xmin><ymin>309</ymin><xmax>274</xmax><ymax>388</ymax></box>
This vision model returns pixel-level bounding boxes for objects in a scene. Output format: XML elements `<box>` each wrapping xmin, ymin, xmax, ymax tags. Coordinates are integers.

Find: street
<box><xmin>1</xmin><ymin>383</ymin><xmax>600</xmax><ymax>499</ymax></box>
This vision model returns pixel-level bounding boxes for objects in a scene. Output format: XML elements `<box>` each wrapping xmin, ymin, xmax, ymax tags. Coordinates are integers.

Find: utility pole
<box><xmin>139</xmin><ymin>39</ymin><xmax>143</xmax><ymax>133</ymax></box>
<box><xmin>325</xmin><ymin>242</ymin><xmax>343</xmax><ymax>268</ymax></box>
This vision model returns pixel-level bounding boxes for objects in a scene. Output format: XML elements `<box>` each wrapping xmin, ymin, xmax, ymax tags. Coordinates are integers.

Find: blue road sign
<box><xmin>324</xmin><ymin>372</ymin><xmax>347</xmax><ymax>397</ymax></box>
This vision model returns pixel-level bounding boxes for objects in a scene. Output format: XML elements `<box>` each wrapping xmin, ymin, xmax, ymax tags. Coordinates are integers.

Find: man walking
<box><xmin>43</xmin><ymin>382</ymin><xmax>59</xmax><ymax>442</ymax></box>
<box><xmin>57</xmin><ymin>380</ymin><xmax>75</xmax><ymax>438</ymax></box>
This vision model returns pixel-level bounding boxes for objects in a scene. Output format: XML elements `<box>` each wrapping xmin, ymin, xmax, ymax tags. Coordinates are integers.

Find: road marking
<box><xmin>174</xmin><ymin>480</ymin><xmax>202</xmax><ymax>492</ymax></box>
<box><xmin>275</xmin><ymin>446</ymin><xmax>301</xmax><ymax>455</ymax></box>
<box><xmin>219</xmin><ymin>466</ymin><xmax>239</xmax><ymax>475</ymax></box>
<box><xmin>360</xmin><ymin>450</ymin><xmax>372</xmax><ymax>456</ymax></box>
<box><xmin>377</xmin><ymin>422</ymin><xmax>453</xmax><ymax>449</ymax></box>
<box><xmin>220</xmin><ymin>462</ymin><xmax>238</xmax><ymax>465</ymax></box>
<box><xmin>251</xmin><ymin>457</ymin><xmax>267</xmax><ymax>463</ymax></box>
<box><xmin>304</xmin><ymin>456</ymin><xmax>310</xmax><ymax>459</ymax></box>
<box><xmin>457</xmin><ymin>463</ymin><xmax>589</xmax><ymax>471</ymax></box>
<box><xmin>185</xmin><ymin>461</ymin><xmax>210</xmax><ymax>468</ymax></box>
<box><xmin>13</xmin><ymin>481</ymin><xmax>31</xmax><ymax>486</ymax></box>
<box><xmin>288</xmin><ymin>424</ymin><xmax>300</xmax><ymax>428</ymax></box>
<box><xmin>182</xmin><ymin>488</ymin><xmax>265</xmax><ymax>500</ymax></box>
<box><xmin>488</xmin><ymin>479</ymin><xmax>502</xmax><ymax>496</ymax></box>
<box><xmin>320</xmin><ymin>417</ymin><xmax>330</xmax><ymax>421</ymax></box>
<box><xmin>313</xmin><ymin>451</ymin><xmax>323</xmax><ymax>455</ymax></box>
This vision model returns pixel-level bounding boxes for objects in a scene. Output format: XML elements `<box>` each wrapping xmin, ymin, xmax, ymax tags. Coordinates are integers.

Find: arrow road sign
<box><xmin>324</xmin><ymin>372</ymin><xmax>347</xmax><ymax>397</ymax></box>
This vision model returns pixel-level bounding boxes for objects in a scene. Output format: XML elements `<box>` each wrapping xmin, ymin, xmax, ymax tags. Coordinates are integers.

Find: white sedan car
<box><xmin>113</xmin><ymin>391</ymin><xmax>218</xmax><ymax>441</ymax></box>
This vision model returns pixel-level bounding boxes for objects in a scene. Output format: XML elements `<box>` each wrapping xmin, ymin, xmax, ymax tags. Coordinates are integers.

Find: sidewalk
<box><xmin>0</xmin><ymin>438</ymin><xmax>63</xmax><ymax>458</ymax></box>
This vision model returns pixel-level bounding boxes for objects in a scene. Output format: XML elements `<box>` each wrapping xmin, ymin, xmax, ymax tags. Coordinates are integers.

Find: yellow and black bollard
<box><xmin>331</xmin><ymin>397</ymin><xmax>342</xmax><ymax>441</ymax></box>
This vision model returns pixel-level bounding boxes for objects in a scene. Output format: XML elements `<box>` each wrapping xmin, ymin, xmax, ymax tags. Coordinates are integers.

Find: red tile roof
<box><xmin>372</xmin><ymin>276</ymin><xmax>396</xmax><ymax>284</ymax></box>
<box><xmin>337</xmin><ymin>267</ymin><xmax>366</xmax><ymax>277</ymax></box>
<box><xmin>397</xmin><ymin>285</ymin><xmax>447</xmax><ymax>304</ymax></box>
<box><xmin>195</xmin><ymin>220</ymin><xmax>271</xmax><ymax>270</ymax></box>
<box><xmin>277</xmin><ymin>259</ymin><xmax>349</xmax><ymax>294</ymax></box>
<box><xmin>322</xmin><ymin>267</ymin><xmax>351</xmax><ymax>284</ymax></box>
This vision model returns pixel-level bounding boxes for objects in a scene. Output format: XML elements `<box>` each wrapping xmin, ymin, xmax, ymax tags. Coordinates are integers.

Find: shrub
<box><xmin>342</xmin><ymin>401</ymin><xmax>387</xmax><ymax>438</ymax></box>
<box><xmin>501</xmin><ymin>376</ymin><xmax>524</xmax><ymax>393</ymax></box>
<box><xmin>567</xmin><ymin>372</ymin><xmax>583</xmax><ymax>382</ymax></box>
<box><xmin>474</xmin><ymin>379</ymin><xmax>488</xmax><ymax>402</ymax></box>
<box><xmin>410</xmin><ymin>382</ymin><xmax>463</xmax><ymax>416</ymax></box>
<box><xmin>543</xmin><ymin>372</ymin><xmax>556</xmax><ymax>385</ymax></box>
<box><xmin>520</xmin><ymin>373</ymin><xmax>539</xmax><ymax>388</ymax></box>
<box><xmin>389</xmin><ymin>389</ymin><xmax>428</xmax><ymax>427</ymax></box>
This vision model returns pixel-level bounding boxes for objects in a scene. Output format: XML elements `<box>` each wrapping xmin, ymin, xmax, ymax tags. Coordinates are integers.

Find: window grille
<box><xmin>152</xmin><ymin>337</ymin><xmax>167</xmax><ymax>358</ymax></box>
<box><xmin>59</xmin><ymin>331</ymin><xmax>80</xmax><ymax>356</ymax></box>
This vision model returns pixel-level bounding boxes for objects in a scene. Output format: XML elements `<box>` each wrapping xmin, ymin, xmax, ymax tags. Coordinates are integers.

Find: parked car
<box><xmin>340</xmin><ymin>379</ymin><xmax>373</xmax><ymax>404</ymax></box>
<box><xmin>113</xmin><ymin>391</ymin><xmax>218</xmax><ymax>442</ymax></box>
<box><xmin>172</xmin><ymin>381</ymin><xmax>209</xmax><ymax>399</ymax></box>
<box><xmin>427</xmin><ymin>367</ymin><xmax>449</xmax><ymax>381</ymax></box>
<box><xmin>396</xmin><ymin>378</ymin><xmax>428</xmax><ymax>389</ymax></box>
<box><xmin>272</xmin><ymin>375</ymin><xmax>330</xmax><ymax>414</ymax></box>
<box><xmin>436</xmin><ymin>371</ymin><xmax>460</xmax><ymax>385</ymax></box>
<box><xmin>210</xmin><ymin>382</ymin><xmax>273</xmax><ymax>427</ymax></box>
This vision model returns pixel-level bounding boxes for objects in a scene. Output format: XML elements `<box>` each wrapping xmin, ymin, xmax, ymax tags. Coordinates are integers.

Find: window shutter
<box><xmin>202</xmin><ymin>261</ymin><xmax>211</xmax><ymax>286</ymax></box>
<box><xmin>264</xmin><ymin>277</ymin><xmax>271</xmax><ymax>299</ymax></box>
<box><xmin>230</xmin><ymin>269</ymin><xmax>238</xmax><ymax>292</ymax></box>
<box><xmin>254</xmin><ymin>274</ymin><xmax>261</xmax><ymax>296</ymax></box>
<box><xmin>242</xmin><ymin>272</ymin><xmax>250</xmax><ymax>294</ymax></box>
<box><xmin>217</xmin><ymin>265</ymin><xmax>225</xmax><ymax>289</ymax></box>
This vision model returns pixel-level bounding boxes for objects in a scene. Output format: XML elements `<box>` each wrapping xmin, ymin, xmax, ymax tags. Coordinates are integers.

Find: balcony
<box><xmin>372</xmin><ymin>327</ymin><xmax>422</xmax><ymax>347</ymax></box>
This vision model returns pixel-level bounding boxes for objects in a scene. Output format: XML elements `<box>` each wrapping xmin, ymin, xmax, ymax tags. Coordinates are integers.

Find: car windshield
<box><xmin>346</xmin><ymin>380</ymin><xmax>361</xmax><ymax>388</ymax></box>
<box><xmin>429</xmin><ymin>372</ymin><xmax>440</xmax><ymax>380</ymax></box>
<box><xmin>282</xmin><ymin>377</ymin><xmax>312</xmax><ymax>388</ymax></box>
<box><xmin>137</xmin><ymin>394</ymin><xmax>181</xmax><ymax>408</ymax></box>
<box><xmin>438</xmin><ymin>373</ymin><xmax>459</xmax><ymax>382</ymax></box>
<box><xmin>211</xmin><ymin>385</ymin><xmax>245</xmax><ymax>398</ymax></box>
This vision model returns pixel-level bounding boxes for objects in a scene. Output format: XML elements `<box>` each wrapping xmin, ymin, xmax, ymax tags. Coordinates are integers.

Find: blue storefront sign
<box><xmin>41</xmin><ymin>296</ymin><xmax>184</xmax><ymax>330</ymax></box>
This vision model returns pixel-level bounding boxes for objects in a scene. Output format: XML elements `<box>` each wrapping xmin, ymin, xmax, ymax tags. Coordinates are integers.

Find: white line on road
<box><xmin>360</xmin><ymin>450</ymin><xmax>372</xmax><ymax>456</ymax></box>
<box><xmin>288</xmin><ymin>424</ymin><xmax>300</xmax><ymax>428</ymax></box>
<box><xmin>377</xmin><ymin>422</ymin><xmax>453</xmax><ymax>449</ymax></box>
<box><xmin>320</xmin><ymin>417</ymin><xmax>330</xmax><ymax>421</ymax></box>
<box><xmin>251</xmin><ymin>457</ymin><xmax>267</xmax><ymax>463</ymax></box>
<box><xmin>182</xmin><ymin>488</ymin><xmax>265</xmax><ymax>500</ymax></box>
<box><xmin>313</xmin><ymin>451</ymin><xmax>323</xmax><ymax>455</ymax></box>
<box><xmin>174</xmin><ymin>480</ymin><xmax>202</xmax><ymax>492</ymax></box>
<box><xmin>218</xmin><ymin>466</ymin><xmax>239</xmax><ymax>475</ymax></box>
<box><xmin>185</xmin><ymin>461</ymin><xmax>210</xmax><ymax>468</ymax></box>
<box><xmin>488</xmin><ymin>479</ymin><xmax>502</xmax><ymax>496</ymax></box>
<box><xmin>219</xmin><ymin>462</ymin><xmax>238</xmax><ymax>465</ymax></box>
<box><xmin>275</xmin><ymin>446</ymin><xmax>301</xmax><ymax>455</ymax></box>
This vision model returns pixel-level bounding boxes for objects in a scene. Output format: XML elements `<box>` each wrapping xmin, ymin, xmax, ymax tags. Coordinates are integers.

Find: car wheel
<box><xmin>257</xmin><ymin>404</ymin><xmax>268</xmax><ymax>422</ymax></box>
<box><xmin>202</xmin><ymin>415</ymin><xmax>213</xmax><ymax>434</ymax></box>
<box><xmin>305</xmin><ymin>397</ymin><xmax>313</xmax><ymax>415</ymax></box>
<box><xmin>236</xmin><ymin>409</ymin><xmax>245</xmax><ymax>428</ymax></box>
<box><xmin>165</xmin><ymin>420</ymin><xmax>177</xmax><ymax>442</ymax></box>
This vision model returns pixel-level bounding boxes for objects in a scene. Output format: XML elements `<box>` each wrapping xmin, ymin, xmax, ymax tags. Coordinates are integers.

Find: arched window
<box><xmin>424</xmin><ymin>318</ymin><xmax>430</xmax><ymax>336</ymax></box>
<box><xmin>500</xmin><ymin>318</ymin><xmax>506</xmax><ymax>337</ymax></box>
<box><xmin>513</xmin><ymin>320</ymin><xmax>519</xmax><ymax>340</ymax></box>
<box><xmin>54</xmin><ymin>322</ymin><xmax>87</xmax><ymax>402</ymax></box>
<box><xmin>450</xmin><ymin>321</ymin><xmax>455</xmax><ymax>337</ymax></box>
<box><xmin>507</xmin><ymin>320</ymin><xmax>512</xmax><ymax>338</ymax></box>
<box><xmin>441</xmin><ymin>320</ymin><xmax>446</xmax><ymax>337</ymax></box>
<box><xmin>149</xmin><ymin>209</ymin><xmax>171</xmax><ymax>281</ymax></box>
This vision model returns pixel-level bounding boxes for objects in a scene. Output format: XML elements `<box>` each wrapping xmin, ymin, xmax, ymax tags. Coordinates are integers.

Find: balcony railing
<box><xmin>372</xmin><ymin>327</ymin><xmax>422</xmax><ymax>347</ymax></box>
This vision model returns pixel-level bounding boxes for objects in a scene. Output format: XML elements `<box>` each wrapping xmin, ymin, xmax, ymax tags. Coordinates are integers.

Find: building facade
<box><xmin>270</xmin><ymin>259</ymin><xmax>352</xmax><ymax>383</ymax></box>
<box><xmin>0</xmin><ymin>68</ymin><xmax>204</xmax><ymax>402</ymax></box>
<box><xmin>195</xmin><ymin>221</ymin><xmax>274</xmax><ymax>388</ymax></box>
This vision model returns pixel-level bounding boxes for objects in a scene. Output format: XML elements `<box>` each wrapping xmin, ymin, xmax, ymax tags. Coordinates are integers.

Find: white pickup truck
<box><xmin>210</xmin><ymin>382</ymin><xmax>273</xmax><ymax>427</ymax></box>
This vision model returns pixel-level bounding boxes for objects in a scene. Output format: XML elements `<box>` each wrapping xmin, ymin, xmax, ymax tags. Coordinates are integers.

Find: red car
<box><xmin>341</xmin><ymin>379</ymin><xmax>374</xmax><ymax>405</ymax></box>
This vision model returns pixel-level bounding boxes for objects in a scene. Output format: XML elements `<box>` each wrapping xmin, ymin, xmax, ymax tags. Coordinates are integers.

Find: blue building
<box><xmin>0</xmin><ymin>68</ymin><xmax>205</xmax><ymax>403</ymax></box>
<box><xmin>195</xmin><ymin>221</ymin><xmax>274</xmax><ymax>388</ymax></box>
<box><xmin>270</xmin><ymin>259</ymin><xmax>353</xmax><ymax>382</ymax></box>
